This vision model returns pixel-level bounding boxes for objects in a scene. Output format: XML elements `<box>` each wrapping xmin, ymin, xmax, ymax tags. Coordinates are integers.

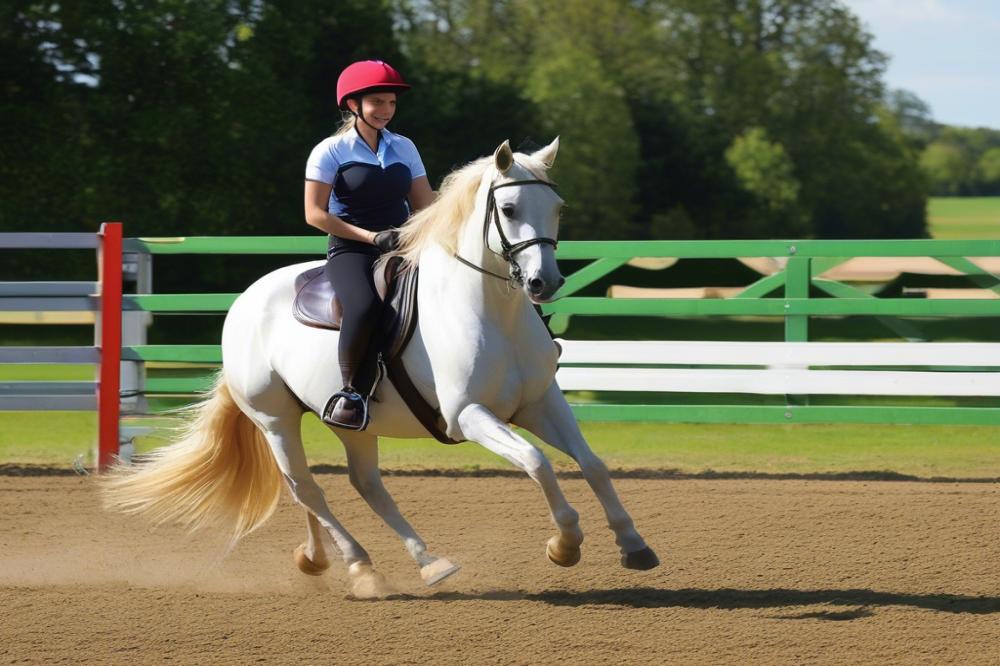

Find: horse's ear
<box><xmin>494</xmin><ymin>140</ymin><xmax>514</xmax><ymax>174</ymax></box>
<box><xmin>532</xmin><ymin>136</ymin><xmax>559</xmax><ymax>168</ymax></box>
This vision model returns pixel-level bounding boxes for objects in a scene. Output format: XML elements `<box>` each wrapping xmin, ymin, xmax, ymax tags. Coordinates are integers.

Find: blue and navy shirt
<box><xmin>306</xmin><ymin>127</ymin><xmax>426</xmax><ymax>255</ymax></box>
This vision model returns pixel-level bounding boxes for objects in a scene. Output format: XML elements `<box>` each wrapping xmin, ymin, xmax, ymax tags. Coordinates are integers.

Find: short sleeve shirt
<box><xmin>305</xmin><ymin>128</ymin><xmax>426</xmax><ymax>251</ymax></box>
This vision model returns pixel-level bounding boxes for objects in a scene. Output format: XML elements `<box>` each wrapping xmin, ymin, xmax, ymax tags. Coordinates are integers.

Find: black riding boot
<box><xmin>321</xmin><ymin>349</ymin><xmax>380</xmax><ymax>431</ymax></box>
<box><xmin>322</xmin><ymin>385</ymin><xmax>369</xmax><ymax>430</ymax></box>
<box><xmin>320</xmin><ymin>250</ymin><xmax>386</xmax><ymax>431</ymax></box>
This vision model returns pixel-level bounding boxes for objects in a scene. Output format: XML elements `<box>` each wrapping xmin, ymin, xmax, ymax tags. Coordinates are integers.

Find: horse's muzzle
<box><xmin>527</xmin><ymin>274</ymin><xmax>565</xmax><ymax>303</ymax></box>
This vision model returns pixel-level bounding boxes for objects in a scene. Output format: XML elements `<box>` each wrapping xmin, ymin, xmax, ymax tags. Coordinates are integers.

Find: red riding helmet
<box><xmin>336</xmin><ymin>60</ymin><xmax>411</xmax><ymax>109</ymax></box>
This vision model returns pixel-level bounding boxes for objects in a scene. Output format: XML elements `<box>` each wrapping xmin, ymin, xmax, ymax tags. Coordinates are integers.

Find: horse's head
<box><xmin>486</xmin><ymin>138</ymin><xmax>565</xmax><ymax>303</ymax></box>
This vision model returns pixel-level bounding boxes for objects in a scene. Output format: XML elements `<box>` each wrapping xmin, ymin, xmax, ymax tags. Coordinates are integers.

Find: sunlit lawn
<box><xmin>2</xmin><ymin>409</ymin><xmax>998</xmax><ymax>479</ymax></box>
<box><xmin>928</xmin><ymin>197</ymin><xmax>1000</xmax><ymax>239</ymax></box>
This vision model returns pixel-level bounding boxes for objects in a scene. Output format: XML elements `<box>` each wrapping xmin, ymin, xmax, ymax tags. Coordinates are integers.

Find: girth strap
<box><xmin>381</xmin><ymin>266</ymin><xmax>461</xmax><ymax>445</ymax></box>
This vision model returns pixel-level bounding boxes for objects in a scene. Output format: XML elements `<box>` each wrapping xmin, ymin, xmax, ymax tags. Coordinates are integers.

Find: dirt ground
<box><xmin>1</xmin><ymin>472</ymin><xmax>998</xmax><ymax>665</ymax></box>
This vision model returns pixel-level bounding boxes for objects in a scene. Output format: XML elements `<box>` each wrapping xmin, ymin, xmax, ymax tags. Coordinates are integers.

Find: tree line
<box><xmin>922</xmin><ymin>131</ymin><xmax>1000</xmax><ymax>196</ymax></box>
<box><xmin>2</xmin><ymin>0</ymin><xmax>959</xmax><ymax>256</ymax></box>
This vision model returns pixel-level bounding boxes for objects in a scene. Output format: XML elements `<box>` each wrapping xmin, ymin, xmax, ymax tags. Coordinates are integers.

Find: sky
<box><xmin>842</xmin><ymin>0</ymin><xmax>1000</xmax><ymax>129</ymax></box>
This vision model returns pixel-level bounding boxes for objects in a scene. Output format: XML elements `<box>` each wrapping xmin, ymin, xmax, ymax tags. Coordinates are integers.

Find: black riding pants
<box><xmin>324</xmin><ymin>249</ymin><xmax>383</xmax><ymax>396</ymax></box>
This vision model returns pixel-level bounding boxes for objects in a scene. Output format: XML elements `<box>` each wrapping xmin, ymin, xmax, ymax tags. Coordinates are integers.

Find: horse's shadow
<box><xmin>376</xmin><ymin>587</ymin><xmax>1000</xmax><ymax>618</ymax></box>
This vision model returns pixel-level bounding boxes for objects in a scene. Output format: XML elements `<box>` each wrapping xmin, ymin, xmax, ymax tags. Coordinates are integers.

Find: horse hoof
<box><xmin>546</xmin><ymin>535</ymin><xmax>581</xmax><ymax>567</ymax></box>
<box><xmin>621</xmin><ymin>546</ymin><xmax>660</xmax><ymax>571</ymax></box>
<box><xmin>420</xmin><ymin>557</ymin><xmax>461</xmax><ymax>586</ymax></box>
<box><xmin>347</xmin><ymin>561</ymin><xmax>394</xmax><ymax>599</ymax></box>
<box><xmin>294</xmin><ymin>544</ymin><xmax>329</xmax><ymax>576</ymax></box>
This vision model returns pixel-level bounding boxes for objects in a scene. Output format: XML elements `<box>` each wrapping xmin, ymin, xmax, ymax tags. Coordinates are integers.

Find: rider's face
<box><xmin>351</xmin><ymin>93</ymin><xmax>397</xmax><ymax>129</ymax></box>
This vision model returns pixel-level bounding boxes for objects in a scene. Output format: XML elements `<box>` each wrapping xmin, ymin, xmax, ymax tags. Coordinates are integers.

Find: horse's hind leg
<box><xmin>335</xmin><ymin>428</ymin><xmax>460</xmax><ymax>586</ymax></box>
<box><xmin>457</xmin><ymin>403</ymin><xmax>584</xmax><ymax>567</ymax></box>
<box><xmin>513</xmin><ymin>383</ymin><xmax>659</xmax><ymax>570</ymax></box>
<box><xmin>247</xmin><ymin>405</ymin><xmax>390</xmax><ymax>594</ymax></box>
<box><xmin>294</xmin><ymin>511</ymin><xmax>330</xmax><ymax>576</ymax></box>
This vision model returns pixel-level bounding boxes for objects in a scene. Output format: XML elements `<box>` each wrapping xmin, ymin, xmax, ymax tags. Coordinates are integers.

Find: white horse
<box><xmin>104</xmin><ymin>138</ymin><xmax>658</xmax><ymax>594</ymax></box>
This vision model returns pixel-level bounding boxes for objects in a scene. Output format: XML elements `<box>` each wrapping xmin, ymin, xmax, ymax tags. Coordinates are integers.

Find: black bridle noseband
<box><xmin>454</xmin><ymin>177</ymin><xmax>559</xmax><ymax>288</ymax></box>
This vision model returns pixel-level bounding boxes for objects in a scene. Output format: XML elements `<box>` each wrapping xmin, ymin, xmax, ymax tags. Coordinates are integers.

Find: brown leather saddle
<box><xmin>292</xmin><ymin>257</ymin><xmax>459</xmax><ymax>444</ymax></box>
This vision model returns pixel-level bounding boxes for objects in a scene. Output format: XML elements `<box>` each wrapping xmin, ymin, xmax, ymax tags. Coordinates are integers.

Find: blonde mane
<box><xmin>395</xmin><ymin>151</ymin><xmax>553</xmax><ymax>266</ymax></box>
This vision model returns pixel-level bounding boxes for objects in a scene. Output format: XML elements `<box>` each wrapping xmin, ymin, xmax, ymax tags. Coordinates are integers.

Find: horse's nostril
<box><xmin>528</xmin><ymin>277</ymin><xmax>544</xmax><ymax>293</ymax></box>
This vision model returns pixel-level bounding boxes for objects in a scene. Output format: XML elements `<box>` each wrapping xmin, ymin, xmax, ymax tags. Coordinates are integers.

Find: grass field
<box><xmin>928</xmin><ymin>196</ymin><xmax>1000</xmax><ymax>239</ymax></box>
<box><xmin>2</xmin><ymin>364</ymin><xmax>999</xmax><ymax>477</ymax></box>
<box><xmin>2</xmin><ymin>408</ymin><xmax>998</xmax><ymax>479</ymax></box>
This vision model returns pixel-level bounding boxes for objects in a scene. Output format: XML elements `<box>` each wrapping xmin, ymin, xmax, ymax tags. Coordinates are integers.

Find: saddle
<box><xmin>292</xmin><ymin>257</ymin><xmax>459</xmax><ymax>444</ymax></box>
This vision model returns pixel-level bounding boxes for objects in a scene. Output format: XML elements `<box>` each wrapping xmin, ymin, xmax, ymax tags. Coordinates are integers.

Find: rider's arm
<box><xmin>304</xmin><ymin>179</ymin><xmax>377</xmax><ymax>244</ymax></box>
<box><xmin>408</xmin><ymin>175</ymin><xmax>435</xmax><ymax>212</ymax></box>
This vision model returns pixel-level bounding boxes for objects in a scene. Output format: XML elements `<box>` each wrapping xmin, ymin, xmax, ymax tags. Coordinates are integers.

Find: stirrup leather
<box><xmin>321</xmin><ymin>388</ymin><xmax>370</xmax><ymax>431</ymax></box>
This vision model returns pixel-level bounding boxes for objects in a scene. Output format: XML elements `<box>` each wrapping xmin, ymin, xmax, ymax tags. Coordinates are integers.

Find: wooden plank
<box><xmin>0</xmin><ymin>282</ymin><xmax>98</xmax><ymax>296</ymax></box>
<box><xmin>554</xmin><ymin>239</ymin><xmax>1000</xmax><ymax>260</ymax></box>
<box><xmin>784</xmin><ymin>257</ymin><xmax>810</xmax><ymax>342</ymax></box>
<box><xmin>0</xmin><ymin>381</ymin><xmax>97</xmax><ymax>396</ymax></box>
<box><xmin>0</xmin><ymin>297</ymin><xmax>97</xmax><ymax>312</ymax></box>
<box><xmin>0</xmin><ymin>233</ymin><xmax>97</xmax><ymax>249</ymax></box>
<box><xmin>123</xmin><ymin>294</ymin><xmax>237</xmax><ymax>312</ymax></box>
<box><xmin>0</xmin><ymin>312</ymin><xmax>95</xmax><ymax>324</ymax></box>
<box><xmin>556</xmin><ymin>340</ymin><xmax>1000</xmax><ymax>367</ymax></box>
<box><xmin>0</xmin><ymin>347</ymin><xmax>99</xmax><ymax>363</ymax></box>
<box><xmin>569</xmin><ymin>404</ymin><xmax>1000</xmax><ymax>425</ymax></box>
<box><xmin>122</xmin><ymin>345</ymin><xmax>222</xmax><ymax>363</ymax></box>
<box><xmin>97</xmin><ymin>221</ymin><xmax>123</xmax><ymax>471</ymax></box>
<box><xmin>542</xmin><ymin>296</ymin><xmax>1000</xmax><ymax>316</ymax></box>
<box><xmin>555</xmin><ymin>367</ymin><xmax>1000</xmax><ymax>396</ymax></box>
<box><xmin>554</xmin><ymin>257</ymin><xmax>629</xmax><ymax>298</ymax></box>
<box><xmin>117</xmin><ymin>236</ymin><xmax>1000</xmax><ymax>259</ymax></box>
<box><xmin>811</xmin><ymin>278</ymin><xmax>927</xmax><ymax>341</ymax></box>
<box><xmin>124</xmin><ymin>236</ymin><xmax>326</xmax><ymax>255</ymax></box>
<box><xmin>144</xmin><ymin>376</ymin><xmax>215</xmax><ymax>394</ymax></box>
<box><xmin>0</xmin><ymin>395</ymin><xmax>97</xmax><ymax>411</ymax></box>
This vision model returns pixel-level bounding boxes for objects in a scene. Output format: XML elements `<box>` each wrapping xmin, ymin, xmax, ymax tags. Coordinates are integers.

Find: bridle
<box><xmin>453</xmin><ymin>177</ymin><xmax>559</xmax><ymax>288</ymax></box>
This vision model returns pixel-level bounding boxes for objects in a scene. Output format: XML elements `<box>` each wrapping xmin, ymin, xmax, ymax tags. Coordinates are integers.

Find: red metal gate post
<box><xmin>97</xmin><ymin>222</ymin><xmax>123</xmax><ymax>471</ymax></box>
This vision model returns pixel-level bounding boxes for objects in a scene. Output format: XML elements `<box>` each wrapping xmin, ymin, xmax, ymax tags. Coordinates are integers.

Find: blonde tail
<box><xmin>102</xmin><ymin>375</ymin><xmax>282</xmax><ymax>545</ymax></box>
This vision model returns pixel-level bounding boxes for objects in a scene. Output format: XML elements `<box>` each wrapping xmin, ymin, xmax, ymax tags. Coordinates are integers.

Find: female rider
<box><xmin>304</xmin><ymin>60</ymin><xmax>434</xmax><ymax>430</ymax></box>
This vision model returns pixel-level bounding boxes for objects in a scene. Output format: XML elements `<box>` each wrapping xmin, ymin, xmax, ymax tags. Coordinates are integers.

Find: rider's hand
<box><xmin>373</xmin><ymin>229</ymin><xmax>400</xmax><ymax>252</ymax></box>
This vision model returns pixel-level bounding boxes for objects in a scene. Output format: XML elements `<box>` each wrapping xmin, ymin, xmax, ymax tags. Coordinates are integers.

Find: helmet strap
<box><xmin>356</xmin><ymin>111</ymin><xmax>381</xmax><ymax>133</ymax></box>
<box><xmin>349</xmin><ymin>98</ymin><xmax>383</xmax><ymax>135</ymax></box>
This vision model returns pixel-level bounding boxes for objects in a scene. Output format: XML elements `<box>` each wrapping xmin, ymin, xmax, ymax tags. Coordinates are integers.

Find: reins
<box><xmin>453</xmin><ymin>177</ymin><xmax>559</xmax><ymax>288</ymax></box>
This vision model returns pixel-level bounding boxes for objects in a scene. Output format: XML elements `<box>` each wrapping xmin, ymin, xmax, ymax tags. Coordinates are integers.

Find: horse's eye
<box><xmin>500</xmin><ymin>204</ymin><xmax>516</xmax><ymax>218</ymax></box>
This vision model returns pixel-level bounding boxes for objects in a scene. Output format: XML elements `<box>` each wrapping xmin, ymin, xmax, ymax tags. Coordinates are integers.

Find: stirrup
<box><xmin>321</xmin><ymin>388</ymin><xmax>370</xmax><ymax>431</ymax></box>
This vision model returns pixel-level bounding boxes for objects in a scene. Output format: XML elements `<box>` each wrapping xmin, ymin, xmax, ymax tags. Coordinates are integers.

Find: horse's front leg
<box><xmin>336</xmin><ymin>429</ymin><xmax>461</xmax><ymax>586</ymax></box>
<box><xmin>513</xmin><ymin>383</ymin><xmax>659</xmax><ymax>570</ymax></box>
<box><xmin>457</xmin><ymin>403</ymin><xmax>584</xmax><ymax>567</ymax></box>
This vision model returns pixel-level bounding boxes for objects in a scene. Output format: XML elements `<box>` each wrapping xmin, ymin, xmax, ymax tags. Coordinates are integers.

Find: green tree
<box><xmin>397</xmin><ymin>0</ymin><xmax>650</xmax><ymax>238</ymax></box>
<box><xmin>976</xmin><ymin>147</ymin><xmax>1000</xmax><ymax>194</ymax></box>
<box><xmin>884</xmin><ymin>89</ymin><xmax>936</xmax><ymax>148</ymax></box>
<box><xmin>1</xmin><ymin>0</ymin><xmax>407</xmax><ymax>291</ymax></box>
<box><xmin>725</xmin><ymin>127</ymin><xmax>805</xmax><ymax>236</ymax></box>
<box><xmin>920</xmin><ymin>141</ymin><xmax>972</xmax><ymax>195</ymax></box>
<box><xmin>725</xmin><ymin>127</ymin><xmax>800</xmax><ymax>210</ymax></box>
<box><xmin>641</xmin><ymin>0</ymin><xmax>926</xmax><ymax>238</ymax></box>
<box><xmin>524</xmin><ymin>39</ymin><xmax>640</xmax><ymax>238</ymax></box>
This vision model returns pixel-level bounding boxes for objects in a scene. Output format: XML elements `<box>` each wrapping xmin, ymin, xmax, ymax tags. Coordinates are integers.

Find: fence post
<box><xmin>784</xmin><ymin>255</ymin><xmax>811</xmax><ymax>408</ymax></box>
<box><xmin>97</xmin><ymin>222</ymin><xmax>123</xmax><ymax>471</ymax></box>
<box><xmin>784</xmin><ymin>255</ymin><xmax>811</xmax><ymax>342</ymax></box>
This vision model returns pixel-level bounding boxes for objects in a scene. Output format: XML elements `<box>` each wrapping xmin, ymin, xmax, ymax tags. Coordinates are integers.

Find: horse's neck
<box><xmin>418</xmin><ymin>203</ymin><xmax>528</xmax><ymax>331</ymax></box>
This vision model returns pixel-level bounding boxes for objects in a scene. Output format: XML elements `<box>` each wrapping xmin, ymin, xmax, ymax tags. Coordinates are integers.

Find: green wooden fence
<box><xmin>122</xmin><ymin>237</ymin><xmax>1000</xmax><ymax>425</ymax></box>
